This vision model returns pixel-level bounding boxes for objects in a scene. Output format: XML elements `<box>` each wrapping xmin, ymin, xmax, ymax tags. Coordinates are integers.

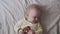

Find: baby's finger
<box><xmin>27</xmin><ymin>30</ymin><xmax>33</xmax><ymax>34</ymax></box>
<box><xmin>18</xmin><ymin>30</ymin><xmax>24</xmax><ymax>34</ymax></box>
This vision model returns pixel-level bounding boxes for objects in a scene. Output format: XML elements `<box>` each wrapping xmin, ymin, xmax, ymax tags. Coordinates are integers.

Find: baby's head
<box><xmin>25</xmin><ymin>4</ymin><xmax>41</xmax><ymax>24</ymax></box>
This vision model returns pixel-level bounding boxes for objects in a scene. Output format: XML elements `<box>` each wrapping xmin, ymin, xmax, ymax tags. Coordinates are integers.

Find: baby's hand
<box><xmin>23</xmin><ymin>26</ymin><xmax>31</xmax><ymax>33</ymax></box>
<box><xmin>27</xmin><ymin>30</ymin><xmax>35</xmax><ymax>34</ymax></box>
<box><xmin>18</xmin><ymin>29</ymin><xmax>27</xmax><ymax>34</ymax></box>
<box><xmin>18</xmin><ymin>29</ymin><xmax>23</xmax><ymax>34</ymax></box>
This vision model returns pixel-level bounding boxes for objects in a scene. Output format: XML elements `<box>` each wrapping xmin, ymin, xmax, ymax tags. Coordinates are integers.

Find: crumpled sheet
<box><xmin>0</xmin><ymin>0</ymin><xmax>60</xmax><ymax>34</ymax></box>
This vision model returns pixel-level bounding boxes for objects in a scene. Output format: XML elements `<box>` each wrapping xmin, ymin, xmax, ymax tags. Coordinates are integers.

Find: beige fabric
<box><xmin>14</xmin><ymin>18</ymin><xmax>43</xmax><ymax>34</ymax></box>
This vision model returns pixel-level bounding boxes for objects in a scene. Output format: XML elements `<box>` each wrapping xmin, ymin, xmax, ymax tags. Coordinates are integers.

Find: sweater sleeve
<box><xmin>35</xmin><ymin>23</ymin><xmax>43</xmax><ymax>34</ymax></box>
<box><xmin>14</xmin><ymin>20</ymin><xmax>22</xmax><ymax>33</ymax></box>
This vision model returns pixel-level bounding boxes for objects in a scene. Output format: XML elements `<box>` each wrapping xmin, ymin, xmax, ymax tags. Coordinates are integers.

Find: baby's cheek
<box><xmin>28</xmin><ymin>18</ymin><xmax>33</xmax><ymax>21</ymax></box>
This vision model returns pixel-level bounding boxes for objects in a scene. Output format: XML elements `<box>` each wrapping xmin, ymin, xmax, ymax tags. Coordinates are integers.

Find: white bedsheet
<box><xmin>0</xmin><ymin>0</ymin><xmax>60</xmax><ymax>34</ymax></box>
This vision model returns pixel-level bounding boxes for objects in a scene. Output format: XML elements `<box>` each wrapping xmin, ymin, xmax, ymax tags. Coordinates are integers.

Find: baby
<box><xmin>14</xmin><ymin>4</ymin><xmax>43</xmax><ymax>34</ymax></box>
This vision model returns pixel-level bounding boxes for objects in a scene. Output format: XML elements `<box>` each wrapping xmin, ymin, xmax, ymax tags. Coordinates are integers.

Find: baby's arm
<box><xmin>14</xmin><ymin>20</ymin><xmax>23</xmax><ymax>33</ymax></box>
<box><xmin>14</xmin><ymin>23</ymin><xmax>21</xmax><ymax>33</ymax></box>
<box><xmin>14</xmin><ymin>23</ymin><xmax>21</xmax><ymax>32</ymax></box>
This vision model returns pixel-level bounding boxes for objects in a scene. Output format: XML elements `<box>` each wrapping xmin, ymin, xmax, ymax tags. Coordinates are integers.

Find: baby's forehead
<box><xmin>26</xmin><ymin>4</ymin><xmax>41</xmax><ymax>12</ymax></box>
<box><xmin>25</xmin><ymin>4</ymin><xmax>41</xmax><ymax>16</ymax></box>
<box><xmin>25</xmin><ymin>8</ymin><xmax>41</xmax><ymax>16</ymax></box>
<box><xmin>27</xmin><ymin>8</ymin><xmax>41</xmax><ymax>14</ymax></box>
<box><xmin>27</xmin><ymin>9</ymin><xmax>40</xmax><ymax>16</ymax></box>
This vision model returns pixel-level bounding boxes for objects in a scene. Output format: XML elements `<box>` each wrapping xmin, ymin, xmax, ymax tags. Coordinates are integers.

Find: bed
<box><xmin>0</xmin><ymin>0</ymin><xmax>60</xmax><ymax>34</ymax></box>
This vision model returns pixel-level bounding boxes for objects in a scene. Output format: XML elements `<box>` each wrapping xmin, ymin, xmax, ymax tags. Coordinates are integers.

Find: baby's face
<box><xmin>26</xmin><ymin>9</ymin><xmax>40</xmax><ymax>23</ymax></box>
